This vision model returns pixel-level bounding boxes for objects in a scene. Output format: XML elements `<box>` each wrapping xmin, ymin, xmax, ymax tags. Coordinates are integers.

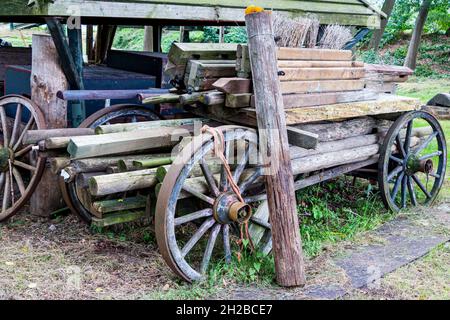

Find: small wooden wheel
<box><xmin>59</xmin><ymin>104</ymin><xmax>161</xmax><ymax>224</ymax></box>
<box><xmin>0</xmin><ymin>95</ymin><xmax>46</xmax><ymax>221</ymax></box>
<box><xmin>155</xmin><ymin>126</ymin><xmax>272</xmax><ymax>282</ymax></box>
<box><xmin>378</xmin><ymin>111</ymin><xmax>447</xmax><ymax>212</ymax></box>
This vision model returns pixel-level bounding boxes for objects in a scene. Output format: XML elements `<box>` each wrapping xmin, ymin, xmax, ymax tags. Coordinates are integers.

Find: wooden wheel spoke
<box><xmin>389</xmin><ymin>155</ymin><xmax>403</xmax><ymax>164</ymax></box>
<box><xmin>412</xmin><ymin>174</ymin><xmax>432</xmax><ymax>199</ymax></box>
<box><xmin>10</xmin><ymin>104</ymin><xmax>22</xmax><ymax>147</ymax></box>
<box><xmin>414</xmin><ymin>131</ymin><xmax>438</xmax><ymax>155</ymax></box>
<box><xmin>200</xmin><ymin>223</ymin><xmax>221</xmax><ymax>274</ymax></box>
<box><xmin>232</xmin><ymin>143</ymin><xmax>249</xmax><ymax>181</ymax></box>
<box><xmin>180</xmin><ymin>218</ymin><xmax>215</xmax><ymax>258</ymax></box>
<box><xmin>222</xmin><ymin>224</ymin><xmax>231</xmax><ymax>264</ymax></box>
<box><xmin>401</xmin><ymin>175</ymin><xmax>407</xmax><ymax>208</ymax></box>
<box><xmin>250</xmin><ymin>216</ymin><xmax>271</xmax><ymax>230</ymax></box>
<box><xmin>12</xmin><ymin>167</ymin><xmax>26</xmax><ymax>196</ymax></box>
<box><xmin>239</xmin><ymin>167</ymin><xmax>263</xmax><ymax>194</ymax></box>
<box><xmin>0</xmin><ymin>106</ymin><xmax>9</xmax><ymax>148</ymax></box>
<box><xmin>14</xmin><ymin>145</ymin><xmax>32</xmax><ymax>158</ymax></box>
<box><xmin>13</xmin><ymin>116</ymin><xmax>34</xmax><ymax>151</ymax></box>
<box><xmin>404</xmin><ymin>120</ymin><xmax>413</xmax><ymax>153</ymax></box>
<box><xmin>244</xmin><ymin>193</ymin><xmax>268</xmax><ymax>203</ymax></box>
<box><xmin>2</xmin><ymin>174</ymin><xmax>11</xmax><ymax>212</ymax></box>
<box><xmin>174</xmin><ymin>208</ymin><xmax>213</xmax><ymax>226</ymax></box>
<box><xmin>387</xmin><ymin>165</ymin><xmax>403</xmax><ymax>183</ymax></box>
<box><xmin>200</xmin><ymin>159</ymin><xmax>219</xmax><ymax>197</ymax></box>
<box><xmin>390</xmin><ymin>171</ymin><xmax>404</xmax><ymax>201</ymax></box>
<box><xmin>219</xmin><ymin>140</ymin><xmax>232</xmax><ymax>192</ymax></box>
<box><xmin>395</xmin><ymin>134</ymin><xmax>406</xmax><ymax>158</ymax></box>
<box><xmin>418</xmin><ymin>151</ymin><xmax>442</xmax><ymax>161</ymax></box>
<box><xmin>182</xmin><ymin>185</ymin><xmax>215</xmax><ymax>205</ymax></box>
<box><xmin>429</xmin><ymin>172</ymin><xmax>440</xmax><ymax>179</ymax></box>
<box><xmin>407</xmin><ymin>176</ymin><xmax>417</xmax><ymax>206</ymax></box>
<box><xmin>13</xmin><ymin>160</ymin><xmax>36</xmax><ymax>172</ymax></box>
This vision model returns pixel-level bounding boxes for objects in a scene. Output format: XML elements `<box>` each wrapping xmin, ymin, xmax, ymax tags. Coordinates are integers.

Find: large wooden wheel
<box><xmin>378</xmin><ymin>111</ymin><xmax>447</xmax><ymax>212</ymax></box>
<box><xmin>0</xmin><ymin>95</ymin><xmax>46</xmax><ymax>221</ymax></box>
<box><xmin>155</xmin><ymin>126</ymin><xmax>272</xmax><ymax>282</ymax></box>
<box><xmin>59</xmin><ymin>104</ymin><xmax>161</xmax><ymax>224</ymax></box>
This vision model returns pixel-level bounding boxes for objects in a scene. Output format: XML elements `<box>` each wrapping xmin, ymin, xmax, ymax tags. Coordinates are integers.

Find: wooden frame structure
<box><xmin>1</xmin><ymin>0</ymin><xmax>384</xmax><ymax>28</ymax></box>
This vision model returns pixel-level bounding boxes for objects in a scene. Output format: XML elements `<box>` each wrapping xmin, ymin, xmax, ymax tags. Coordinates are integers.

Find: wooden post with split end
<box><xmin>245</xmin><ymin>10</ymin><xmax>306</xmax><ymax>287</ymax></box>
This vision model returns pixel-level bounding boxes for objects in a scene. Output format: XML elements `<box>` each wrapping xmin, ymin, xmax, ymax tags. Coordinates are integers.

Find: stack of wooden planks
<box><xmin>364</xmin><ymin>63</ymin><xmax>414</xmax><ymax>94</ymax></box>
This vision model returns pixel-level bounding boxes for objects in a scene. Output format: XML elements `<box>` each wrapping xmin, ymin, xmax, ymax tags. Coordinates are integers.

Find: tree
<box><xmin>404</xmin><ymin>0</ymin><xmax>433</xmax><ymax>69</ymax></box>
<box><xmin>370</xmin><ymin>0</ymin><xmax>396</xmax><ymax>50</ymax></box>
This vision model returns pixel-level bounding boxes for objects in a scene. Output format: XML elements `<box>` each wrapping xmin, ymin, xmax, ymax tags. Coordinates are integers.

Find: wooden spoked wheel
<box><xmin>59</xmin><ymin>104</ymin><xmax>161</xmax><ymax>224</ymax></box>
<box><xmin>0</xmin><ymin>95</ymin><xmax>46</xmax><ymax>221</ymax></box>
<box><xmin>378</xmin><ymin>111</ymin><xmax>447</xmax><ymax>212</ymax></box>
<box><xmin>155</xmin><ymin>126</ymin><xmax>272</xmax><ymax>282</ymax></box>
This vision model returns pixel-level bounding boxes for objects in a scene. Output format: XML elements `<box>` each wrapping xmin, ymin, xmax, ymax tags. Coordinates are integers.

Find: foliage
<box><xmin>203</xmin><ymin>26</ymin><xmax>248</xmax><ymax>43</ymax></box>
<box><xmin>112</xmin><ymin>27</ymin><xmax>145</xmax><ymax>51</ymax></box>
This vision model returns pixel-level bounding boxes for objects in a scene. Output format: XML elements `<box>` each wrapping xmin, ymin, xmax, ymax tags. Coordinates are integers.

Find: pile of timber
<box><xmin>158</xmin><ymin>44</ymin><xmax>381</xmax><ymax>114</ymax></box>
<box><xmin>364</xmin><ymin>63</ymin><xmax>414</xmax><ymax>94</ymax></box>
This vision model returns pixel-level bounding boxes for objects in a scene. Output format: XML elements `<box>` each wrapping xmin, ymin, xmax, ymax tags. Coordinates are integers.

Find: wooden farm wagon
<box><xmin>0</xmin><ymin>2</ymin><xmax>447</xmax><ymax>283</ymax></box>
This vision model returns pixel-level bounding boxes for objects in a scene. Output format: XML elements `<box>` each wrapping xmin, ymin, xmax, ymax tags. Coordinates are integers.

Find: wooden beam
<box><xmin>286</xmin><ymin>127</ymin><xmax>318</xmax><ymax>149</ymax></box>
<box><xmin>282</xmin><ymin>90</ymin><xmax>379</xmax><ymax>109</ymax></box>
<box><xmin>225</xmin><ymin>93</ymin><xmax>252</xmax><ymax>108</ymax></box>
<box><xmin>279</xmin><ymin>67</ymin><xmax>365</xmax><ymax>81</ymax></box>
<box><xmin>30</xmin><ymin>34</ymin><xmax>68</xmax><ymax>217</ymax></box>
<box><xmin>280</xmin><ymin>79</ymin><xmax>365</xmax><ymax>95</ymax></box>
<box><xmin>246</xmin><ymin>11</ymin><xmax>305</xmax><ymax>287</ymax></box>
<box><xmin>213</xmin><ymin>77</ymin><xmax>252</xmax><ymax>94</ymax></box>
<box><xmin>44</xmin><ymin>18</ymin><xmax>83</xmax><ymax>90</ymax></box>
<box><xmin>277</xmin><ymin>48</ymin><xmax>353</xmax><ymax>61</ymax></box>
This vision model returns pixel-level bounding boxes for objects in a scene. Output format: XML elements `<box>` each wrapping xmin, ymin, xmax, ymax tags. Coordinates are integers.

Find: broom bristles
<box><xmin>273</xmin><ymin>14</ymin><xmax>320</xmax><ymax>48</ymax></box>
<box><xmin>318</xmin><ymin>24</ymin><xmax>353</xmax><ymax>50</ymax></box>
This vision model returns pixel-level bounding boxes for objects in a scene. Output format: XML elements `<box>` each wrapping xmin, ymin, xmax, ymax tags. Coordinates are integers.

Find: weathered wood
<box><xmin>39</xmin><ymin>136</ymin><xmax>72</xmax><ymax>150</ymax></box>
<box><xmin>213</xmin><ymin>77</ymin><xmax>252</xmax><ymax>94</ymax></box>
<box><xmin>30</xmin><ymin>34</ymin><xmax>68</xmax><ymax>217</ymax></box>
<box><xmin>68</xmin><ymin>127</ymin><xmax>192</xmax><ymax>159</ymax></box>
<box><xmin>296</xmin><ymin>117</ymin><xmax>377</xmax><ymax>142</ymax></box>
<box><xmin>92</xmin><ymin>196</ymin><xmax>147</xmax><ymax>214</ymax></box>
<box><xmin>281</xmin><ymin>90</ymin><xmax>379</xmax><ymax>109</ymax></box>
<box><xmin>364</xmin><ymin>63</ymin><xmax>413</xmax><ymax>76</ymax></box>
<box><xmin>246</xmin><ymin>11</ymin><xmax>305</xmax><ymax>287</ymax></box>
<box><xmin>133</xmin><ymin>157</ymin><xmax>173</xmax><ymax>169</ymax></box>
<box><xmin>89</xmin><ymin>169</ymin><xmax>159</xmax><ymax>196</ymax></box>
<box><xmin>95</xmin><ymin>118</ymin><xmax>204</xmax><ymax>134</ymax></box>
<box><xmin>225</xmin><ymin>93</ymin><xmax>252</xmax><ymax>108</ymax></box>
<box><xmin>286</xmin><ymin>127</ymin><xmax>318</xmax><ymax>149</ymax></box>
<box><xmin>283</xmin><ymin>94</ymin><xmax>421</xmax><ymax>124</ymax></box>
<box><xmin>280</xmin><ymin>79</ymin><xmax>365</xmax><ymax>95</ymax></box>
<box><xmin>48</xmin><ymin>157</ymin><xmax>71</xmax><ymax>174</ymax></box>
<box><xmin>280</xmin><ymin>67</ymin><xmax>365</xmax><ymax>81</ymax></box>
<box><xmin>278</xmin><ymin>60</ymin><xmax>364</xmax><ymax>68</ymax></box>
<box><xmin>91</xmin><ymin>210</ymin><xmax>147</xmax><ymax>228</ymax></box>
<box><xmin>199</xmin><ymin>91</ymin><xmax>226</xmax><ymax>106</ymax></box>
<box><xmin>24</xmin><ymin>128</ymin><xmax>94</xmax><ymax>145</ymax></box>
<box><xmin>117</xmin><ymin>153</ymin><xmax>173</xmax><ymax>172</ymax></box>
<box><xmin>277</xmin><ymin>48</ymin><xmax>352</xmax><ymax>61</ymax></box>
<box><xmin>167</xmin><ymin>43</ymin><xmax>238</xmax><ymax>67</ymax></box>
<box><xmin>141</xmin><ymin>93</ymin><xmax>180</xmax><ymax>105</ymax></box>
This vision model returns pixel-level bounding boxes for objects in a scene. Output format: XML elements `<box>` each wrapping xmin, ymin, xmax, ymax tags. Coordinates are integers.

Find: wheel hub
<box><xmin>0</xmin><ymin>147</ymin><xmax>13</xmax><ymax>172</ymax></box>
<box><xmin>213</xmin><ymin>192</ymin><xmax>252</xmax><ymax>224</ymax></box>
<box><xmin>405</xmin><ymin>154</ymin><xmax>421</xmax><ymax>176</ymax></box>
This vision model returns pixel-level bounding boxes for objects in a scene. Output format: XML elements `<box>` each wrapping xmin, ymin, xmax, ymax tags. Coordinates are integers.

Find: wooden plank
<box><xmin>30</xmin><ymin>34</ymin><xmax>68</xmax><ymax>217</ymax></box>
<box><xmin>246</xmin><ymin>10</ymin><xmax>305</xmax><ymax>287</ymax></box>
<box><xmin>95</xmin><ymin>118</ymin><xmax>205</xmax><ymax>134</ymax></box>
<box><xmin>286</xmin><ymin>127</ymin><xmax>318</xmax><ymax>149</ymax></box>
<box><xmin>92</xmin><ymin>196</ymin><xmax>147</xmax><ymax>214</ymax></box>
<box><xmin>277</xmin><ymin>48</ymin><xmax>352</xmax><ymax>61</ymax></box>
<box><xmin>278</xmin><ymin>60</ymin><xmax>364</xmax><ymax>68</ymax></box>
<box><xmin>168</xmin><ymin>43</ymin><xmax>237</xmax><ymax>66</ymax></box>
<box><xmin>24</xmin><ymin>128</ymin><xmax>94</xmax><ymax>144</ymax></box>
<box><xmin>212</xmin><ymin>77</ymin><xmax>252</xmax><ymax>94</ymax></box>
<box><xmin>280</xmin><ymin>79</ymin><xmax>365</xmax><ymax>95</ymax></box>
<box><xmin>364</xmin><ymin>63</ymin><xmax>414</xmax><ymax>76</ymax></box>
<box><xmin>68</xmin><ymin>126</ymin><xmax>192</xmax><ymax>159</ymax></box>
<box><xmin>284</xmin><ymin>95</ymin><xmax>422</xmax><ymax>124</ymax></box>
<box><xmin>280</xmin><ymin>67</ymin><xmax>365</xmax><ymax>81</ymax></box>
<box><xmin>225</xmin><ymin>93</ymin><xmax>252</xmax><ymax>108</ymax></box>
<box><xmin>282</xmin><ymin>90</ymin><xmax>379</xmax><ymax>109</ymax></box>
<box><xmin>91</xmin><ymin>210</ymin><xmax>147</xmax><ymax>228</ymax></box>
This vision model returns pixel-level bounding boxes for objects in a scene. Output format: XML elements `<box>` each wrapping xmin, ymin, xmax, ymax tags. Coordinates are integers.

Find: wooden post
<box><xmin>86</xmin><ymin>25</ymin><xmax>94</xmax><ymax>62</ymax></box>
<box><xmin>153</xmin><ymin>25</ymin><xmax>162</xmax><ymax>52</ymax></box>
<box><xmin>30</xmin><ymin>34</ymin><xmax>68</xmax><ymax>216</ymax></box>
<box><xmin>245</xmin><ymin>10</ymin><xmax>306</xmax><ymax>287</ymax></box>
<box><xmin>143</xmin><ymin>26</ymin><xmax>154</xmax><ymax>52</ymax></box>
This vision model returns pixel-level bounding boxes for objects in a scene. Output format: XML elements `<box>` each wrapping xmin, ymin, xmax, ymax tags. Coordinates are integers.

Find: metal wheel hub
<box><xmin>405</xmin><ymin>154</ymin><xmax>421</xmax><ymax>176</ymax></box>
<box><xmin>0</xmin><ymin>147</ymin><xmax>13</xmax><ymax>172</ymax></box>
<box><xmin>213</xmin><ymin>192</ymin><xmax>252</xmax><ymax>224</ymax></box>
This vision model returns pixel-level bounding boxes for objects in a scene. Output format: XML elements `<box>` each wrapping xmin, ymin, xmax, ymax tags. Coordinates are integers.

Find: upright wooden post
<box><xmin>245</xmin><ymin>10</ymin><xmax>306</xmax><ymax>287</ymax></box>
<box><xmin>30</xmin><ymin>34</ymin><xmax>68</xmax><ymax>216</ymax></box>
<box><xmin>143</xmin><ymin>26</ymin><xmax>154</xmax><ymax>52</ymax></box>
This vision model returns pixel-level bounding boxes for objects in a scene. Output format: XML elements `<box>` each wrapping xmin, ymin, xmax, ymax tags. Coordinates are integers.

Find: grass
<box><xmin>397</xmin><ymin>77</ymin><xmax>450</xmax><ymax>104</ymax></box>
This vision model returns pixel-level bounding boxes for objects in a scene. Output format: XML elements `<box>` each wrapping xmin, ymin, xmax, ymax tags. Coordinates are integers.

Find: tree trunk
<box><xmin>404</xmin><ymin>0</ymin><xmax>432</xmax><ymax>69</ymax></box>
<box><xmin>369</xmin><ymin>0</ymin><xmax>396</xmax><ymax>50</ymax></box>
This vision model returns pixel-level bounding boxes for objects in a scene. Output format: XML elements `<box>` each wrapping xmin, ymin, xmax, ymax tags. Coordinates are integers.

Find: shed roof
<box><xmin>0</xmin><ymin>0</ymin><xmax>384</xmax><ymax>28</ymax></box>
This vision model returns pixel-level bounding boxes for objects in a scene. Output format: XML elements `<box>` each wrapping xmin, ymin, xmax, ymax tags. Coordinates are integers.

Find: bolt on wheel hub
<box><xmin>213</xmin><ymin>192</ymin><xmax>252</xmax><ymax>224</ymax></box>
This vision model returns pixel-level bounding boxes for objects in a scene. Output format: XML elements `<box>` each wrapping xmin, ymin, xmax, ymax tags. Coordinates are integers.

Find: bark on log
<box><xmin>92</xmin><ymin>196</ymin><xmax>147</xmax><ymax>214</ymax></box>
<box><xmin>95</xmin><ymin>118</ymin><xmax>204</xmax><ymax>135</ymax></box>
<box><xmin>23</xmin><ymin>128</ymin><xmax>94</xmax><ymax>144</ymax></box>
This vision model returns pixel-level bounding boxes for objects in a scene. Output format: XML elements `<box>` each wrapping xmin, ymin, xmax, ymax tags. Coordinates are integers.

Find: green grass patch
<box><xmin>397</xmin><ymin>78</ymin><xmax>450</xmax><ymax>104</ymax></box>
